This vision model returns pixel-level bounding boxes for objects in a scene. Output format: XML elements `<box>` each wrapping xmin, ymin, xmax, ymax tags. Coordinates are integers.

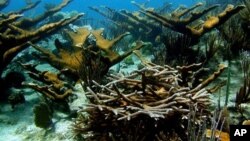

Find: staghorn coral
<box><xmin>7</xmin><ymin>0</ymin><xmax>41</xmax><ymax>17</ymax></box>
<box><xmin>73</xmin><ymin>61</ymin><xmax>226</xmax><ymax>140</ymax></box>
<box><xmin>206</xmin><ymin>129</ymin><xmax>230</xmax><ymax>141</ymax></box>
<box><xmin>0</xmin><ymin>0</ymin><xmax>83</xmax><ymax>77</ymax></box>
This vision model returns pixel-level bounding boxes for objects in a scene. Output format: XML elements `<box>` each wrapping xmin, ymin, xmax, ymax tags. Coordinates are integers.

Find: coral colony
<box><xmin>0</xmin><ymin>0</ymin><xmax>250</xmax><ymax>141</ymax></box>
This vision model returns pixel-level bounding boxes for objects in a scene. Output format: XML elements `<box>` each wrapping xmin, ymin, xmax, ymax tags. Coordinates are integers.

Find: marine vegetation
<box><xmin>235</xmin><ymin>51</ymin><xmax>250</xmax><ymax>111</ymax></box>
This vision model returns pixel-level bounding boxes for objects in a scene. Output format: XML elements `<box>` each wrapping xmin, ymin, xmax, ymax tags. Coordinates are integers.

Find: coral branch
<box><xmin>15</xmin><ymin>0</ymin><xmax>72</xmax><ymax>28</ymax></box>
<box><xmin>0</xmin><ymin>13</ymin><xmax>83</xmax><ymax>74</ymax></box>
<box><xmin>30</xmin><ymin>27</ymin><xmax>149</xmax><ymax>79</ymax></box>
<box><xmin>0</xmin><ymin>14</ymin><xmax>22</xmax><ymax>27</ymax></box>
<box><xmin>91</xmin><ymin>2</ymin><xmax>244</xmax><ymax>44</ymax></box>
<box><xmin>0</xmin><ymin>0</ymin><xmax>83</xmax><ymax>77</ymax></box>
<box><xmin>74</xmin><ymin>63</ymin><xmax>225</xmax><ymax>140</ymax></box>
<box><xmin>142</xmin><ymin>3</ymin><xmax>245</xmax><ymax>38</ymax></box>
<box><xmin>23</xmin><ymin>82</ymin><xmax>72</xmax><ymax>100</ymax></box>
<box><xmin>21</xmin><ymin>63</ymin><xmax>74</xmax><ymax>100</ymax></box>
<box><xmin>13</xmin><ymin>0</ymin><xmax>41</xmax><ymax>15</ymax></box>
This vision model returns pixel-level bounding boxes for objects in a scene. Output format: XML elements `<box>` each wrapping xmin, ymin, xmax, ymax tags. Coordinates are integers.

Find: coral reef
<box><xmin>73</xmin><ymin>61</ymin><xmax>226</xmax><ymax>140</ymax></box>
<box><xmin>140</xmin><ymin>3</ymin><xmax>244</xmax><ymax>42</ymax></box>
<box><xmin>90</xmin><ymin>2</ymin><xmax>245</xmax><ymax>66</ymax></box>
<box><xmin>91</xmin><ymin>2</ymin><xmax>244</xmax><ymax>44</ymax></box>
<box><xmin>28</xmin><ymin>27</ymin><xmax>149</xmax><ymax>80</ymax></box>
<box><xmin>89</xmin><ymin>5</ymin><xmax>161</xmax><ymax>41</ymax></box>
<box><xmin>0</xmin><ymin>0</ymin><xmax>83</xmax><ymax>77</ymax></box>
<box><xmin>0</xmin><ymin>0</ymin><xmax>83</xmax><ymax>102</ymax></box>
<box><xmin>219</xmin><ymin>17</ymin><xmax>250</xmax><ymax>54</ymax></box>
<box><xmin>20</xmin><ymin>63</ymin><xmax>74</xmax><ymax>100</ymax></box>
<box><xmin>1</xmin><ymin>0</ymin><xmax>249</xmax><ymax>140</ymax></box>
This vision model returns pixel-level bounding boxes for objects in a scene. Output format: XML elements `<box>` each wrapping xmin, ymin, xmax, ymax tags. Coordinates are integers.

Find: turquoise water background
<box><xmin>3</xmin><ymin>0</ymin><xmax>196</xmax><ymax>17</ymax></box>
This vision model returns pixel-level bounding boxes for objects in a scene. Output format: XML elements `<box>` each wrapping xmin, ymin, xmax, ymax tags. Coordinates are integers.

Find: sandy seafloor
<box><xmin>0</xmin><ymin>79</ymin><xmax>77</xmax><ymax>141</ymax></box>
<box><xmin>0</xmin><ymin>53</ymin><xmax>149</xmax><ymax>140</ymax></box>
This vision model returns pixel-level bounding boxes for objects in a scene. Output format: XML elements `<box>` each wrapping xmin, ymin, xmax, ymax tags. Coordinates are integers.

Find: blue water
<box><xmin>3</xmin><ymin>0</ymin><xmax>196</xmax><ymax>18</ymax></box>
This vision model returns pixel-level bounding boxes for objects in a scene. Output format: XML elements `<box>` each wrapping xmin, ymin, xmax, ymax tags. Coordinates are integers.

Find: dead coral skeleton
<box><xmin>73</xmin><ymin>62</ymin><xmax>226</xmax><ymax>140</ymax></box>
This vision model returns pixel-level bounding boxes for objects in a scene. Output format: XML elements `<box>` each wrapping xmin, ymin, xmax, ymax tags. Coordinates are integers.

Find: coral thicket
<box><xmin>1</xmin><ymin>0</ymin><xmax>249</xmax><ymax>140</ymax></box>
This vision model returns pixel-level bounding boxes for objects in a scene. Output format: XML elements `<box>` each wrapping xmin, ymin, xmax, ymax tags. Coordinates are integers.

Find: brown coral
<box><xmin>73</xmin><ymin>62</ymin><xmax>226</xmax><ymax>140</ymax></box>
<box><xmin>90</xmin><ymin>2</ymin><xmax>245</xmax><ymax>44</ymax></box>
<box><xmin>21</xmin><ymin>63</ymin><xmax>74</xmax><ymax>100</ymax></box>
<box><xmin>89</xmin><ymin>5</ymin><xmax>160</xmax><ymax>41</ymax></box>
<box><xmin>140</xmin><ymin>3</ymin><xmax>245</xmax><ymax>39</ymax></box>
<box><xmin>29</xmin><ymin>27</ymin><xmax>149</xmax><ymax>79</ymax></box>
<box><xmin>0</xmin><ymin>0</ymin><xmax>83</xmax><ymax>77</ymax></box>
